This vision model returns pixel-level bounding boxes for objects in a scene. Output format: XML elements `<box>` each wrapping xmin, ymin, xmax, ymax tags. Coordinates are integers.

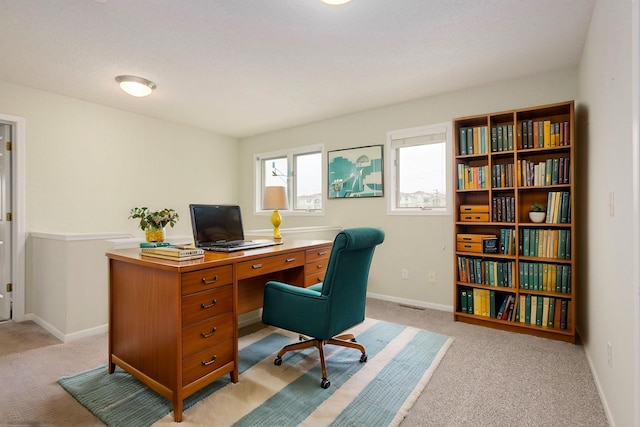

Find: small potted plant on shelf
<box><xmin>129</xmin><ymin>207</ymin><xmax>179</xmax><ymax>242</ymax></box>
<box><xmin>528</xmin><ymin>203</ymin><xmax>546</xmax><ymax>223</ymax></box>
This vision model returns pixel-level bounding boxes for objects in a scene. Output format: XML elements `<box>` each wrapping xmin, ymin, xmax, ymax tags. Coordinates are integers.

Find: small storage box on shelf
<box><xmin>453</xmin><ymin>101</ymin><xmax>576</xmax><ymax>343</ymax></box>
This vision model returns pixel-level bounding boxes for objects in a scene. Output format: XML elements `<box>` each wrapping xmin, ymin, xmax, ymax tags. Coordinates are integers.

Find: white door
<box><xmin>0</xmin><ymin>122</ymin><xmax>12</xmax><ymax>320</ymax></box>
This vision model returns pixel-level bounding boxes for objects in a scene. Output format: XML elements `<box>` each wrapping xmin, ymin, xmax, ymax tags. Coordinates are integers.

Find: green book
<box><xmin>459</xmin><ymin>127</ymin><xmax>467</xmax><ymax>155</ymax></box>
<box><xmin>507</xmin><ymin>124</ymin><xmax>514</xmax><ymax>150</ymax></box>
<box><xmin>560</xmin><ymin>192</ymin><xmax>571</xmax><ymax>223</ymax></box>
<box><xmin>461</xmin><ymin>290</ymin><xmax>468</xmax><ymax>313</ymax></box>
<box><xmin>523</xmin><ymin>229</ymin><xmax>530</xmax><ymax>256</ymax></box>
<box><xmin>548</xmin><ymin>298</ymin><xmax>556</xmax><ymax>327</ymax></box>
<box><xmin>556</xmin><ymin>265</ymin><xmax>563</xmax><ymax>293</ymax></box>
<box><xmin>551</xmin><ymin>158</ymin><xmax>560</xmax><ymax>185</ymax></box>
<box><xmin>536</xmin><ymin>296</ymin><xmax>544</xmax><ymax>326</ymax></box>
<box><xmin>565</xmin><ymin>229</ymin><xmax>571</xmax><ymax>259</ymax></box>
<box><xmin>491</xmin><ymin>126</ymin><xmax>498</xmax><ymax>152</ymax></box>
<box><xmin>525</xmin><ymin>294</ymin><xmax>531</xmax><ymax>324</ymax></box>
<box><xmin>490</xmin><ymin>291</ymin><xmax>496</xmax><ymax>318</ymax></box>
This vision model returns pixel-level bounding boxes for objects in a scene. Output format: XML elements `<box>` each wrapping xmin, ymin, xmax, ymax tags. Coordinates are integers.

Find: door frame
<box><xmin>0</xmin><ymin>113</ymin><xmax>25</xmax><ymax>321</ymax></box>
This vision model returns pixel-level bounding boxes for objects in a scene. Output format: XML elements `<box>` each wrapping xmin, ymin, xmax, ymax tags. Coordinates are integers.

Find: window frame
<box><xmin>254</xmin><ymin>144</ymin><xmax>325</xmax><ymax>215</ymax></box>
<box><xmin>386</xmin><ymin>122</ymin><xmax>452</xmax><ymax>216</ymax></box>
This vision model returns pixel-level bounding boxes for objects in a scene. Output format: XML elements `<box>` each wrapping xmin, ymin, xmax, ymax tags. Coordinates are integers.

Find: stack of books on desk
<box><xmin>140</xmin><ymin>246</ymin><xmax>205</xmax><ymax>261</ymax></box>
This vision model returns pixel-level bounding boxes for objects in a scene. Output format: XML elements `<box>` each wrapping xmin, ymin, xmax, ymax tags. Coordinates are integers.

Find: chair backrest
<box><xmin>319</xmin><ymin>227</ymin><xmax>385</xmax><ymax>337</ymax></box>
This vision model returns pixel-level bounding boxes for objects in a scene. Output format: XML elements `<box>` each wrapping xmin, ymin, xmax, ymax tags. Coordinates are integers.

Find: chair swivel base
<box><xmin>273</xmin><ymin>333</ymin><xmax>367</xmax><ymax>389</ymax></box>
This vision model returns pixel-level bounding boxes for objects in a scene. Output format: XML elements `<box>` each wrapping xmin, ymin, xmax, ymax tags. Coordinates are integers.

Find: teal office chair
<box><xmin>262</xmin><ymin>227</ymin><xmax>385</xmax><ymax>388</ymax></box>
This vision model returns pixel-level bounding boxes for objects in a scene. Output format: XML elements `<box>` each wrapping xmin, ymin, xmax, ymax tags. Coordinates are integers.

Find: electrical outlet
<box><xmin>428</xmin><ymin>272</ymin><xmax>436</xmax><ymax>283</ymax></box>
<box><xmin>607</xmin><ymin>342</ymin><xmax>613</xmax><ymax>367</ymax></box>
<box><xmin>401</xmin><ymin>269</ymin><xmax>409</xmax><ymax>279</ymax></box>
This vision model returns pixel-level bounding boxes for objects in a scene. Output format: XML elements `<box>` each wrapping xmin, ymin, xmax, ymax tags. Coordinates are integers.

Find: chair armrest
<box><xmin>264</xmin><ymin>281</ymin><xmax>323</xmax><ymax>299</ymax></box>
<box><xmin>262</xmin><ymin>281</ymin><xmax>330</xmax><ymax>338</ymax></box>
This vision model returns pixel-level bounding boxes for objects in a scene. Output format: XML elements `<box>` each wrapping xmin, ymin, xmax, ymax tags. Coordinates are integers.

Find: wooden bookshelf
<box><xmin>453</xmin><ymin>101</ymin><xmax>576</xmax><ymax>343</ymax></box>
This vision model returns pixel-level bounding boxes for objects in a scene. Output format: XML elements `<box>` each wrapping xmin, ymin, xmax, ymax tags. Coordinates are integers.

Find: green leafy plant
<box><xmin>530</xmin><ymin>203</ymin><xmax>545</xmax><ymax>212</ymax></box>
<box><xmin>129</xmin><ymin>207</ymin><xmax>179</xmax><ymax>230</ymax></box>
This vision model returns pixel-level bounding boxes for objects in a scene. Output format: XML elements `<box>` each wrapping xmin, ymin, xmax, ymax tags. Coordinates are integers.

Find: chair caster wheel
<box><xmin>321</xmin><ymin>378</ymin><xmax>331</xmax><ymax>389</ymax></box>
<box><xmin>360</xmin><ymin>353</ymin><xmax>368</xmax><ymax>363</ymax></box>
<box><xmin>274</xmin><ymin>357</ymin><xmax>282</xmax><ymax>366</ymax></box>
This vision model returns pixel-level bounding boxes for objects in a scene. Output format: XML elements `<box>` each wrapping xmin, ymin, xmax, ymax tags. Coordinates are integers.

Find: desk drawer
<box><xmin>182</xmin><ymin>265</ymin><xmax>233</xmax><ymax>296</ymax></box>
<box><xmin>305</xmin><ymin>246</ymin><xmax>331</xmax><ymax>263</ymax></box>
<box><xmin>236</xmin><ymin>251</ymin><xmax>305</xmax><ymax>280</ymax></box>
<box><xmin>182</xmin><ymin>312</ymin><xmax>234</xmax><ymax>358</ymax></box>
<box><xmin>182</xmin><ymin>285</ymin><xmax>232</xmax><ymax>326</ymax></box>
<box><xmin>182</xmin><ymin>338</ymin><xmax>234</xmax><ymax>386</ymax></box>
<box><xmin>304</xmin><ymin>271</ymin><xmax>325</xmax><ymax>287</ymax></box>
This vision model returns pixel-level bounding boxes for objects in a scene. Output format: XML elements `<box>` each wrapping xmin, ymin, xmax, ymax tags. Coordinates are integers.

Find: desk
<box><xmin>106</xmin><ymin>239</ymin><xmax>332</xmax><ymax>422</ymax></box>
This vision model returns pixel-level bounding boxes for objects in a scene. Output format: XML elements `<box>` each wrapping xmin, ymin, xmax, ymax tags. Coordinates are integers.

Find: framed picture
<box><xmin>328</xmin><ymin>145</ymin><xmax>384</xmax><ymax>198</ymax></box>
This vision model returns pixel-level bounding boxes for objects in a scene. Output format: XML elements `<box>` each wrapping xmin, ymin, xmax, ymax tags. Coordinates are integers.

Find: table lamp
<box><xmin>263</xmin><ymin>186</ymin><xmax>289</xmax><ymax>240</ymax></box>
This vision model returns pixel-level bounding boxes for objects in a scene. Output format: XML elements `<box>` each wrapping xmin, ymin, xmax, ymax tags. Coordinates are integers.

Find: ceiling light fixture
<box><xmin>321</xmin><ymin>0</ymin><xmax>351</xmax><ymax>5</ymax></box>
<box><xmin>115</xmin><ymin>75</ymin><xmax>156</xmax><ymax>97</ymax></box>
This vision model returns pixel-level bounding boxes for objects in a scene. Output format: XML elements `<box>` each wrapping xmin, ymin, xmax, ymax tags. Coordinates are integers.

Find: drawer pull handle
<box><xmin>201</xmin><ymin>299</ymin><xmax>217</xmax><ymax>309</ymax></box>
<box><xmin>316</xmin><ymin>277</ymin><xmax>323</xmax><ymax>282</ymax></box>
<box><xmin>200</xmin><ymin>327</ymin><xmax>217</xmax><ymax>338</ymax></box>
<box><xmin>285</xmin><ymin>258</ymin><xmax>296</xmax><ymax>263</ymax></box>
<box><xmin>251</xmin><ymin>263</ymin><xmax>263</xmax><ymax>269</ymax></box>
<box><xmin>201</xmin><ymin>355</ymin><xmax>217</xmax><ymax>366</ymax></box>
<box><xmin>316</xmin><ymin>265</ymin><xmax>323</xmax><ymax>269</ymax></box>
<box><xmin>318</xmin><ymin>251</ymin><xmax>327</xmax><ymax>255</ymax></box>
<box><xmin>201</xmin><ymin>275</ymin><xmax>219</xmax><ymax>285</ymax></box>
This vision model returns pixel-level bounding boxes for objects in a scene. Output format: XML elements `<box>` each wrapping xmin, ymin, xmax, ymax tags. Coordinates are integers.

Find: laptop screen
<box><xmin>189</xmin><ymin>204</ymin><xmax>245</xmax><ymax>245</ymax></box>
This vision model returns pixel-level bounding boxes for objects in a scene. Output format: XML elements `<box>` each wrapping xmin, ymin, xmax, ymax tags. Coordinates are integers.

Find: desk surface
<box><xmin>106</xmin><ymin>239</ymin><xmax>331</xmax><ymax>271</ymax></box>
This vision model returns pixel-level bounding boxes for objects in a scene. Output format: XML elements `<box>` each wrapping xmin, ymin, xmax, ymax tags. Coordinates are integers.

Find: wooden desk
<box><xmin>106</xmin><ymin>239</ymin><xmax>332</xmax><ymax>422</ymax></box>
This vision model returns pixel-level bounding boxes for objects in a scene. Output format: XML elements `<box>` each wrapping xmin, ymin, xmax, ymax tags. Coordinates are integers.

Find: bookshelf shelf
<box><xmin>453</xmin><ymin>101</ymin><xmax>576</xmax><ymax>343</ymax></box>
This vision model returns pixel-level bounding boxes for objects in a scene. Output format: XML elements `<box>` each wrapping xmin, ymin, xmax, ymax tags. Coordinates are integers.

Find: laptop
<box><xmin>189</xmin><ymin>204</ymin><xmax>281</xmax><ymax>252</ymax></box>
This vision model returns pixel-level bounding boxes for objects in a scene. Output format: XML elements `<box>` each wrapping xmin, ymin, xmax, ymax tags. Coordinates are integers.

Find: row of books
<box><xmin>520</xmin><ymin>228</ymin><xmax>571</xmax><ymax>260</ymax></box>
<box><xmin>458</xmin><ymin>126</ymin><xmax>489</xmax><ymax>155</ymax></box>
<box><xmin>456</xmin><ymin>164</ymin><xmax>488</xmax><ymax>189</ymax></box>
<box><xmin>519</xmin><ymin>262</ymin><xmax>572</xmax><ymax>293</ymax></box>
<box><xmin>457</xmin><ymin>256</ymin><xmax>514</xmax><ymax>287</ymax></box>
<box><xmin>140</xmin><ymin>246</ymin><xmax>205</xmax><ymax>261</ymax></box>
<box><xmin>459</xmin><ymin>289</ymin><xmax>569</xmax><ymax>329</ymax></box>
<box><xmin>545</xmin><ymin>191</ymin><xmax>571</xmax><ymax>224</ymax></box>
<box><xmin>519</xmin><ymin>157</ymin><xmax>570</xmax><ymax>187</ymax></box>
<box><xmin>499</xmin><ymin>228</ymin><xmax>516</xmax><ymax>255</ymax></box>
<box><xmin>492</xmin><ymin>196</ymin><xmax>515</xmax><ymax>223</ymax></box>
<box><xmin>491</xmin><ymin>124</ymin><xmax>515</xmax><ymax>152</ymax></box>
<box><xmin>520</xmin><ymin>120</ymin><xmax>570</xmax><ymax>149</ymax></box>
<box><xmin>461</xmin><ymin>289</ymin><xmax>521</xmax><ymax>320</ymax></box>
<box><xmin>515</xmin><ymin>294</ymin><xmax>569</xmax><ymax>329</ymax></box>
<box><xmin>491</xmin><ymin>163</ymin><xmax>515</xmax><ymax>188</ymax></box>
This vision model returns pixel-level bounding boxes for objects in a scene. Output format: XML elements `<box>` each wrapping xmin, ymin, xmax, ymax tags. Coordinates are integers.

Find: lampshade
<box><xmin>115</xmin><ymin>75</ymin><xmax>156</xmax><ymax>97</ymax></box>
<box><xmin>263</xmin><ymin>186</ymin><xmax>289</xmax><ymax>210</ymax></box>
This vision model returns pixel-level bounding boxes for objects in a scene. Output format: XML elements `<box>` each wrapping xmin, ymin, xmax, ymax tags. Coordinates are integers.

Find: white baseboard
<box><xmin>367</xmin><ymin>292</ymin><xmax>453</xmax><ymax>312</ymax></box>
<box><xmin>24</xmin><ymin>313</ymin><xmax>107</xmax><ymax>343</ymax></box>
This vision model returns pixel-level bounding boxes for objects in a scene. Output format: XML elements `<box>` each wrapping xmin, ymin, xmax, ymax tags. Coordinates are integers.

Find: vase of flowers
<box><xmin>129</xmin><ymin>207</ymin><xmax>179</xmax><ymax>242</ymax></box>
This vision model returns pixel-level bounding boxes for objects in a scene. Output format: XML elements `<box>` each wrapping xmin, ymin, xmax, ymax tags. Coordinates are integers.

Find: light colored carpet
<box><xmin>59</xmin><ymin>318</ymin><xmax>452</xmax><ymax>426</ymax></box>
<box><xmin>0</xmin><ymin>298</ymin><xmax>610</xmax><ymax>426</ymax></box>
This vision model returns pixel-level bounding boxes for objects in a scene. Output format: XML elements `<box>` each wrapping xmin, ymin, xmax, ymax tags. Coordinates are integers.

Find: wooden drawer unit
<box><xmin>107</xmin><ymin>239</ymin><xmax>332</xmax><ymax>422</ymax></box>
<box><xmin>182</xmin><ymin>265</ymin><xmax>233</xmax><ymax>295</ymax></box>
<box><xmin>304</xmin><ymin>245</ymin><xmax>331</xmax><ymax>287</ymax></box>
<box><xmin>182</xmin><ymin>285</ymin><xmax>233</xmax><ymax>327</ymax></box>
<box><xmin>236</xmin><ymin>251</ymin><xmax>305</xmax><ymax>280</ymax></box>
<box><xmin>182</xmin><ymin>312</ymin><xmax>234</xmax><ymax>357</ymax></box>
<box><xmin>182</xmin><ymin>338</ymin><xmax>234</xmax><ymax>386</ymax></box>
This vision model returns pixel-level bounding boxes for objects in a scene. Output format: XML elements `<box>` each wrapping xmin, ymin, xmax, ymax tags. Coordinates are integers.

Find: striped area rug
<box><xmin>59</xmin><ymin>318</ymin><xmax>453</xmax><ymax>427</ymax></box>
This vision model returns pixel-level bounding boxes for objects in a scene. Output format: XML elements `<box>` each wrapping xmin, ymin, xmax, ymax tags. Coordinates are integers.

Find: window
<box><xmin>255</xmin><ymin>145</ymin><xmax>324</xmax><ymax>213</ymax></box>
<box><xmin>387</xmin><ymin>122</ymin><xmax>452</xmax><ymax>215</ymax></box>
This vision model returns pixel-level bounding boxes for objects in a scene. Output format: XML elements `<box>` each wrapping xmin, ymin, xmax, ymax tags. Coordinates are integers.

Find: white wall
<box><xmin>578</xmin><ymin>0</ymin><xmax>639</xmax><ymax>425</ymax></box>
<box><xmin>239</xmin><ymin>69</ymin><xmax>578</xmax><ymax>308</ymax></box>
<box><xmin>0</xmin><ymin>80</ymin><xmax>241</xmax><ymax>321</ymax></box>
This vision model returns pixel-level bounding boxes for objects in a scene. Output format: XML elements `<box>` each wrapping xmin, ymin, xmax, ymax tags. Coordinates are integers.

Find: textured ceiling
<box><xmin>0</xmin><ymin>0</ymin><xmax>595</xmax><ymax>138</ymax></box>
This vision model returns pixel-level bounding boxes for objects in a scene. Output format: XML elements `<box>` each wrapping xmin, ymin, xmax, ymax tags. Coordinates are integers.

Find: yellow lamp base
<box><xmin>271</xmin><ymin>210</ymin><xmax>282</xmax><ymax>240</ymax></box>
